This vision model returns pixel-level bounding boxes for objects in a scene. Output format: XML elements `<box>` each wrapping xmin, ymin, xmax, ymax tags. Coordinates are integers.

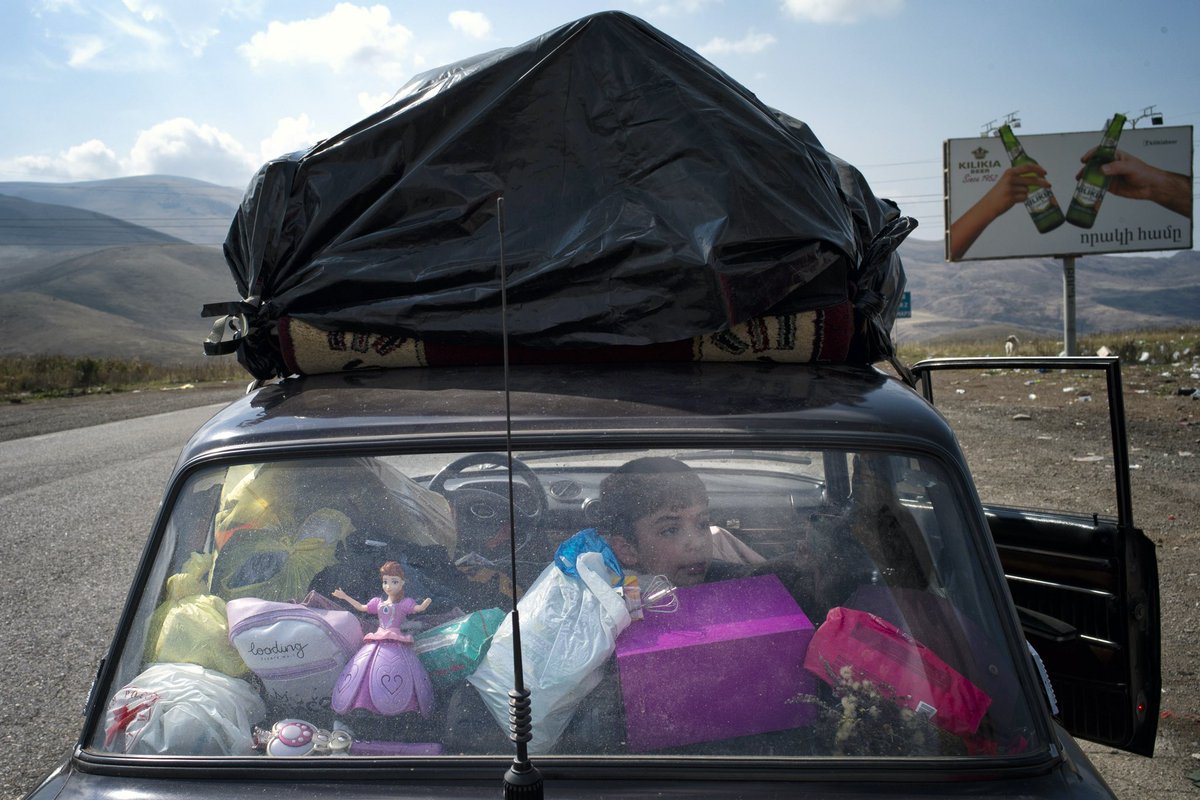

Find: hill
<box><xmin>0</xmin><ymin>174</ymin><xmax>1194</xmax><ymax>366</ymax></box>
<box><xmin>0</xmin><ymin>175</ymin><xmax>240</xmax><ymax>246</ymax></box>
<box><xmin>0</xmin><ymin>194</ymin><xmax>185</xmax><ymax>248</ymax></box>
<box><xmin>0</xmin><ymin>181</ymin><xmax>237</xmax><ymax>364</ymax></box>
<box><xmin>0</xmin><ymin>243</ymin><xmax>231</xmax><ymax>363</ymax></box>
<box><xmin>894</xmin><ymin>238</ymin><xmax>1199</xmax><ymax>343</ymax></box>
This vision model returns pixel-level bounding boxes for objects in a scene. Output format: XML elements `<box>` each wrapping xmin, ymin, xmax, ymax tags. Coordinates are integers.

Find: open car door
<box><xmin>913</xmin><ymin>356</ymin><xmax>1160</xmax><ymax>756</ymax></box>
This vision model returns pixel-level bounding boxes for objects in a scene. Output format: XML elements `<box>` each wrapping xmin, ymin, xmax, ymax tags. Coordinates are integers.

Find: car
<box><xmin>24</xmin><ymin>354</ymin><xmax>1158</xmax><ymax>799</ymax></box>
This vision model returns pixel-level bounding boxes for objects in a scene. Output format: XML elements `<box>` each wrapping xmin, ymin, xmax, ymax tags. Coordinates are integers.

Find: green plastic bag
<box><xmin>413</xmin><ymin>608</ymin><xmax>506</xmax><ymax>688</ymax></box>
<box><xmin>209</xmin><ymin>530</ymin><xmax>339</xmax><ymax>603</ymax></box>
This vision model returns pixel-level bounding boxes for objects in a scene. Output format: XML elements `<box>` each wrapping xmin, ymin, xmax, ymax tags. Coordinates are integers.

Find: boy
<box><xmin>596</xmin><ymin>456</ymin><xmax>762</xmax><ymax>587</ymax></box>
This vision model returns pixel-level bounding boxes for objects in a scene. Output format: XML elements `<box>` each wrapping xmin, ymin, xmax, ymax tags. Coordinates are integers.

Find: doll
<box><xmin>330</xmin><ymin>561</ymin><xmax>434</xmax><ymax>717</ymax></box>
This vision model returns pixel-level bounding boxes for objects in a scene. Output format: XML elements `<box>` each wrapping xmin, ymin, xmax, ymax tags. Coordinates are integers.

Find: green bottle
<box><xmin>1066</xmin><ymin>113</ymin><xmax>1127</xmax><ymax>229</ymax></box>
<box><xmin>998</xmin><ymin>124</ymin><xmax>1065</xmax><ymax>233</ymax></box>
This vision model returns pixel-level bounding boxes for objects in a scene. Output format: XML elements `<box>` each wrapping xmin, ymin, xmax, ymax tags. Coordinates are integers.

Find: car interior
<box><xmin>95</xmin><ymin>446</ymin><xmax>1043</xmax><ymax>761</ymax></box>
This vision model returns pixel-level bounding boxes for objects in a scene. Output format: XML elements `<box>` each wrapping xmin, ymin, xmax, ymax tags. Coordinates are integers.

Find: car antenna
<box><xmin>496</xmin><ymin>196</ymin><xmax>544</xmax><ymax>799</ymax></box>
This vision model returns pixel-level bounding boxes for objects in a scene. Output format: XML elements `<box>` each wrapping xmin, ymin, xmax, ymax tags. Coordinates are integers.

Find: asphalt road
<box><xmin>0</xmin><ymin>402</ymin><xmax>231</xmax><ymax>800</ymax></box>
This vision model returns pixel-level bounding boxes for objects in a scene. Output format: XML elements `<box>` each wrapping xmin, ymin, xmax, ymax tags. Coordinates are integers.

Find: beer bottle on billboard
<box><xmin>1066</xmin><ymin>113</ymin><xmax>1127</xmax><ymax>229</ymax></box>
<box><xmin>998</xmin><ymin>124</ymin><xmax>1065</xmax><ymax>233</ymax></box>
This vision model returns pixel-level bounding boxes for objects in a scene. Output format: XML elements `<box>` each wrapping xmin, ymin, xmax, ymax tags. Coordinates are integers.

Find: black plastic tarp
<box><xmin>213</xmin><ymin>10</ymin><xmax>912</xmax><ymax>379</ymax></box>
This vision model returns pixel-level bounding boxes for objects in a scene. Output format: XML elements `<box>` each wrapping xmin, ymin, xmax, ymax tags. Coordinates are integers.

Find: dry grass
<box><xmin>0</xmin><ymin>354</ymin><xmax>246</xmax><ymax>400</ymax></box>
<box><xmin>4</xmin><ymin>325</ymin><xmax>1196</xmax><ymax>400</ymax></box>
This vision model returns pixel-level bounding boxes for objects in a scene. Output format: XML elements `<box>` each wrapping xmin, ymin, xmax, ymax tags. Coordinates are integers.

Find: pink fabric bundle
<box><xmin>804</xmin><ymin>606</ymin><xmax>992</xmax><ymax>737</ymax></box>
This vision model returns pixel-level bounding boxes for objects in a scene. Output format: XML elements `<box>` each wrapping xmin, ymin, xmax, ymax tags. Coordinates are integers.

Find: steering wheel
<box><xmin>428</xmin><ymin>453</ymin><xmax>549</xmax><ymax>557</ymax></box>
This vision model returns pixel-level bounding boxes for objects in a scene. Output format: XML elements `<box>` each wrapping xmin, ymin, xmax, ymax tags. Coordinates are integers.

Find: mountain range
<box><xmin>0</xmin><ymin>175</ymin><xmax>1195</xmax><ymax>366</ymax></box>
<box><xmin>894</xmin><ymin>237</ymin><xmax>1198</xmax><ymax>344</ymax></box>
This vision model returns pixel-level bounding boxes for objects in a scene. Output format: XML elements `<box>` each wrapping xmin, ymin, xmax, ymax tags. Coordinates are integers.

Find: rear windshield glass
<box><xmin>92</xmin><ymin>447</ymin><xmax>1041</xmax><ymax>760</ymax></box>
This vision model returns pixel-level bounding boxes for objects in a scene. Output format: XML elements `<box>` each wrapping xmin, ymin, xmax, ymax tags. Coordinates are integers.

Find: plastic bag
<box><xmin>413</xmin><ymin>607</ymin><xmax>506</xmax><ymax>688</ymax></box>
<box><xmin>467</xmin><ymin>550</ymin><xmax>632</xmax><ymax>753</ymax></box>
<box><xmin>210</xmin><ymin>11</ymin><xmax>910</xmax><ymax>379</ymax></box>
<box><xmin>145</xmin><ymin>587</ymin><xmax>248</xmax><ymax>678</ymax></box>
<box><xmin>103</xmin><ymin>662</ymin><xmax>265</xmax><ymax>755</ymax></box>
<box><xmin>214</xmin><ymin>459</ymin><xmax>456</xmax><ymax>554</ymax></box>
<box><xmin>209</xmin><ymin>530</ymin><xmax>340</xmax><ymax>603</ymax></box>
<box><xmin>143</xmin><ymin>551</ymin><xmax>247</xmax><ymax>677</ymax></box>
<box><xmin>803</xmin><ymin>606</ymin><xmax>992</xmax><ymax>737</ymax></box>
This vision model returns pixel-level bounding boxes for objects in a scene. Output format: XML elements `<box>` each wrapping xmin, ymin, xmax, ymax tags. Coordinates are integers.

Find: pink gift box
<box><xmin>614</xmin><ymin>574</ymin><xmax>816</xmax><ymax>752</ymax></box>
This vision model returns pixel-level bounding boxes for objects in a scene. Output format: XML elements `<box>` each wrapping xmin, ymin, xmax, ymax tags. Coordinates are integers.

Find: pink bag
<box><xmin>227</xmin><ymin>592</ymin><xmax>363</xmax><ymax>714</ymax></box>
<box><xmin>803</xmin><ymin>606</ymin><xmax>991</xmax><ymax>737</ymax></box>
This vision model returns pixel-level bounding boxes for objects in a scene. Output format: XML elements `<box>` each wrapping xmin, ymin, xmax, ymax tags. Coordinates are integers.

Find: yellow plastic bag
<box><xmin>144</xmin><ymin>553</ymin><xmax>248</xmax><ymax>677</ymax></box>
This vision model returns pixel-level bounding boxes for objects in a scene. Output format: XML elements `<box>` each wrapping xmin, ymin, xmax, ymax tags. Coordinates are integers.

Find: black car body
<box><xmin>26</xmin><ymin>357</ymin><xmax>1158</xmax><ymax>799</ymax></box>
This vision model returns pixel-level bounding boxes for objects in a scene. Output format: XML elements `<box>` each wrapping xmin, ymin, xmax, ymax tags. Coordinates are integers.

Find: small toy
<box><xmin>260</xmin><ymin>719</ymin><xmax>349</xmax><ymax>757</ymax></box>
<box><xmin>330</xmin><ymin>561</ymin><xmax>434</xmax><ymax>717</ymax></box>
<box><xmin>619</xmin><ymin>573</ymin><xmax>679</xmax><ymax>620</ymax></box>
<box><xmin>256</xmin><ymin>719</ymin><xmax>442</xmax><ymax>757</ymax></box>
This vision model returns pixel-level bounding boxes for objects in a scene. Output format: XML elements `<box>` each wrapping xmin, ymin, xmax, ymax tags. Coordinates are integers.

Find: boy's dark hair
<box><xmin>596</xmin><ymin>457</ymin><xmax>706</xmax><ymax>540</ymax></box>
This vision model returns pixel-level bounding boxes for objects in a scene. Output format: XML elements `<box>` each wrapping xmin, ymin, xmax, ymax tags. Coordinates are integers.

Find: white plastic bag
<box><xmin>103</xmin><ymin>662</ymin><xmax>266</xmax><ymax>755</ymax></box>
<box><xmin>467</xmin><ymin>550</ymin><xmax>632</xmax><ymax>753</ymax></box>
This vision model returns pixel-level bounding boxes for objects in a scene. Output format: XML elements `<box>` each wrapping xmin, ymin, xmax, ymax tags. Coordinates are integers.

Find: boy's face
<box><xmin>617</xmin><ymin>497</ymin><xmax>713</xmax><ymax>587</ymax></box>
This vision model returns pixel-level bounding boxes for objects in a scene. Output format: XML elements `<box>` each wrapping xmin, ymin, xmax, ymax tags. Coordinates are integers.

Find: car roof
<box><xmin>177</xmin><ymin>362</ymin><xmax>961</xmax><ymax>467</ymax></box>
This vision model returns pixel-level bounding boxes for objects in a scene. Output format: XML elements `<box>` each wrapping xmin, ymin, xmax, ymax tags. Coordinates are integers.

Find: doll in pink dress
<box><xmin>331</xmin><ymin>561</ymin><xmax>434</xmax><ymax>717</ymax></box>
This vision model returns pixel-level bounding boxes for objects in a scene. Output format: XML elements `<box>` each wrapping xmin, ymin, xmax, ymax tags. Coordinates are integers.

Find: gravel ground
<box><xmin>925</xmin><ymin>359</ymin><xmax>1200</xmax><ymax>796</ymax></box>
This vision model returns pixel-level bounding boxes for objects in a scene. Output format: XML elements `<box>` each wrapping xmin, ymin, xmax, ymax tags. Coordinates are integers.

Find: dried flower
<box><xmin>790</xmin><ymin>657</ymin><xmax>966</xmax><ymax>757</ymax></box>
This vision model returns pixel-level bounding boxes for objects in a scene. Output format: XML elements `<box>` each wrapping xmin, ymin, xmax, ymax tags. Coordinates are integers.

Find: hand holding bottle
<box><xmin>1065</xmin><ymin>113</ymin><xmax>1125</xmax><ymax>228</ymax></box>
<box><xmin>1076</xmin><ymin>148</ymin><xmax>1192</xmax><ymax>218</ymax></box>
<box><xmin>997</xmin><ymin>124</ymin><xmax>1065</xmax><ymax>233</ymax></box>
<box><xmin>990</xmin><ymin>163</ymin><xmax>1053</xmax><ymax>213</ymax></box>
<box><xmin>948</xmin><ymin>164</ymin><xmax>1054</xmax><ymax>260</ymax></box>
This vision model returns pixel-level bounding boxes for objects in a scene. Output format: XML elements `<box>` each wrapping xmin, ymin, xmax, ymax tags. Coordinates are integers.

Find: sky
<box><xmin>1</xmin><ymin>0</ymin><xmax>1197</xmax><ymax>243</ymax></box>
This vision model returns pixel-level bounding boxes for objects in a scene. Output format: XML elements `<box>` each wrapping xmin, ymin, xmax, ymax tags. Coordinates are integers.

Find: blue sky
<box><xmin>2</xmin><ymin>0</ymin><xmax>1197</xmax><ymax>242</ymax></box>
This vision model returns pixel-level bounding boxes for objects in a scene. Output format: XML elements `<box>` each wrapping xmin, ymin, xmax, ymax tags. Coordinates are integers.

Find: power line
<box><xmin>0</xmin><ymin>242</ymin><xmax>226</xmax><ymax>246</ymax></box>
<box><xmin>856</xmin><ymin>158</ymin><xmax>941</xmax><ymax>169</ymax></box>
<box><xmin>0</xmin><ymin>221</ymin><xmax>229</xmax><ymax>228</ymax></box>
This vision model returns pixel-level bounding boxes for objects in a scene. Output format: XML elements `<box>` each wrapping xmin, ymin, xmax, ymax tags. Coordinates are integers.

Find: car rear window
<box><xmin>91</xmin><ymin>447</ymin><xmax>1042</xmax><ymax>761</ymax></box>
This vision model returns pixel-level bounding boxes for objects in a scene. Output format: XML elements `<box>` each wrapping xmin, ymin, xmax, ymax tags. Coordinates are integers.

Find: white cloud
<box><xmin>239</xmin><ymin>3</ymin><xmax>413</xmax><ymax>79</ymax></box>
<box><xmin>65</xmin><ymin>35</ymin><xmax>108</xmax><ymax>67</ymax></box>
<box><xmin>698</xmin><ymin>31</ymin><xmax>776</xmax><ymax>56</ymax></box>
<box><xmin>34</xmin><ymin>0</ymin><xmax>84</xmax><ymax>13</ymax></box>
<box><xmin>448</xmin><ymin>10</ymin><xmax>491</xmax><ymax>39</ymax></box>
<box><xmin>1</xmin><ymin>119</ymin><xmax>259</xmax><ymax>185</ymax></box>
<box><xmin>105</xmin><ymin>7</ymin><xmax>167</xmax><ymax>46</ymax></box>
<box><xmin>781</xmin><ymin>0</ymin><xmax>904</xmax><ymax>24</ymax></box>
<box><xmin>7</xmin><ymin>139</ymin><xmax>122</xmax><ymax>181</ymax></box>
<box><xmin>123</xmin><ymin>0</ymin><xmax>164</xmax><ymax>20</ymax></box>
<box><xmin>259</xmin><ymin>114</ymin><xmax>323</xmax><ymax>161</ymax></box>
<box><xmin>122</xmin><ymin>0</ymin><xmax>219</xmax><ymax>55</ymax></box>
<box><xmin>116</xmin><ymin>1</ymin><xmax>265</xmax><ymax>55</ymax></box>
<box><xmin>358</xmin><ymin>90</ymin><xmax>395</xmax><ymax>113</ymax></box>
<box><xmin>40</xmin><ymin>2</ymin><xmax>184</xmax><ymax>69</ymax></box>
<box><xmin>129</xmin><ymin>118</ymin><xmax>259</xmax><ymax>185</ymax></box>
<box><xmin>637</xmin><ymin>0</ymin><xmax>722</xmax><ymax>16</ymax></box>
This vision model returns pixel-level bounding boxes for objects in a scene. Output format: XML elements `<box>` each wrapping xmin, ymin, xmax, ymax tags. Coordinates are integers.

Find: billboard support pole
<box><xmin>1061</xmin><ymin>255</ymin><xmax>1077</xmax><ymax>356</ymax></box>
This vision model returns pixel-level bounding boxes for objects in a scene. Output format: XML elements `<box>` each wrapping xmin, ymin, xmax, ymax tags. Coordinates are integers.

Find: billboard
<box><xmin>944</xmin><ymin>122</ymin><xmax>1192</xmax><ymax>261</ymax></box>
